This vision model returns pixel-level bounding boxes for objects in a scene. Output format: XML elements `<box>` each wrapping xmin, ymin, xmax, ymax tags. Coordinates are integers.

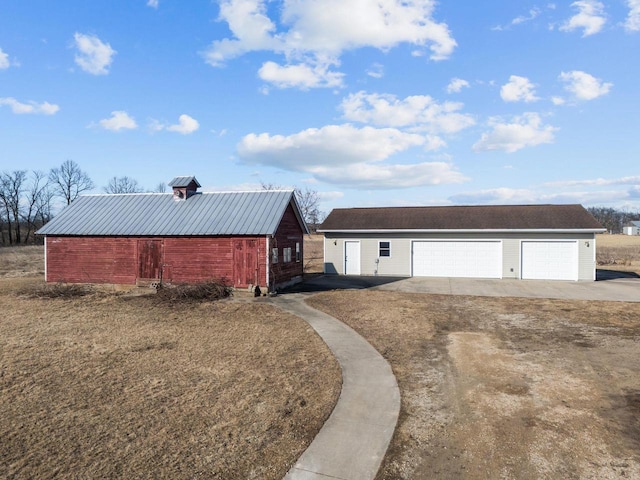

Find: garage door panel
<box><xmin>521</xmin><ymin>241</ymin><xmax>578</xmax><ymax>281</ymax></box>
<box><xmin>412</xmin><ymin>241</ymin><xmax>502</xmax><ymax>279</ymax></box>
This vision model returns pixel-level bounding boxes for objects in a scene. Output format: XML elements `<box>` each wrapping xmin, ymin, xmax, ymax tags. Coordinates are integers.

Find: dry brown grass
<box><xmin>0</xmin><ymin>245</ymin><xmax>44</xmax><ymax>278</ymax></box>
<box><xmin>0</xmin><ymin>277</ymin><xmax>341</xmax><ymax>479</ymax></box>
<box><xmin>304</xmin><ymin>234</ymin><xmax>324</xmax><ymax>274</ymax></box>
<box><xmin>596</xmin><ymin>234</ymin><xmax>640</xmax><ymax>273</ymax></box>
<box><xmin>308</xmin><ymin>291</ymin><xmax>640</xmax><ymax>479</ymax></box>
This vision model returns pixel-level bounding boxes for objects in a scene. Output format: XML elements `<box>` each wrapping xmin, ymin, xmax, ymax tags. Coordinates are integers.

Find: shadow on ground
<box><xmin>282</xmin><ymin>274</ymin><xmax>407</xmax><ymax>293</ymax></box>
<box><xmin>597</xmin><ymin>269</ymin><xmax>640</xmax><ymax>281</ymax></box>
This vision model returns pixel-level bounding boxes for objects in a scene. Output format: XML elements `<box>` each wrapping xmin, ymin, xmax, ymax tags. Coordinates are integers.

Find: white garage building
<box><xmin>319</xmin><ymin>204</ymin><xmax>605</xmax><ymax>281</ymax></box>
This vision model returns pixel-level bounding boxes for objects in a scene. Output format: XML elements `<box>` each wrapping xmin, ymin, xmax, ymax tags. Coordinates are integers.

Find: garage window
<box><xmin>379</xmin><ymin>241</ymin><xmax>391</xmax><ymax>257</ymax></box>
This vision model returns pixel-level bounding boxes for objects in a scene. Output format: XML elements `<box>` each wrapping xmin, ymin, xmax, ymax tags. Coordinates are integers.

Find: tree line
<box><xmin>0</xmin><ymin>160</ymin><xmax>95</xmax><ymax>245</ymax></box>
<box><xmin>587</xmin><ymin>206</ymin><xmax>640</xmax><ymax>234</ymax></box>
<box><xmin>1</xmin><ymin>161</ymin><xmax>326</xmax><ymax>246</ymax></box>
<box><xmin>0</xmin><ymin>160</ymin><xmax>168</xmax><ymax>246</ymax></box>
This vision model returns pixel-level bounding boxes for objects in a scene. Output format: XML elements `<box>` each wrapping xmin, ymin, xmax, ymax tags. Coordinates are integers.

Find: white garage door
<box><xmin>412</xmin><ymin>241</ymin><xmax>502</xmax><ymax>278</ymax></box>
<box><xmin>521</xmin><ymin>241</ymin><xmax>578</xmax><ymax>281</ymax></box>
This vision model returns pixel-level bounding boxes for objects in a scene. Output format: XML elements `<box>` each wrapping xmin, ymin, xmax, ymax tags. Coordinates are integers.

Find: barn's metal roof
<box><xmin>319</xmin><ymin>204</ymin><xmax>606</xmax><ymax>232</ymax></box>
<box><xmin>37</xmin><ymin>190</ymin><xmax>307</xmax><ymax>236</ymax></box>
<box><xmin>168</xmin><ymin>176</ymin><xmax>201</xmax><ymax>188</ymax></box>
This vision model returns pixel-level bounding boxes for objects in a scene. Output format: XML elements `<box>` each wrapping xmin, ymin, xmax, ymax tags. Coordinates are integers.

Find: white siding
<box><xmin>323</xmin><ymin>232</ymin><xmax>597</xmax><ymax>281</ymax></box>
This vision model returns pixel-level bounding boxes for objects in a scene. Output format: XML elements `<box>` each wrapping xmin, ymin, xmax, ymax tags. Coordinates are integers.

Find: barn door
<box><xmin>233</xmin><ymin>239</ymin><xmax>258</xmax><ymax>287</ymax></box>
<box><xmin>138</xmin><ymin>239</ymin><xmax>163</xmax><ymax>280</ymax></box>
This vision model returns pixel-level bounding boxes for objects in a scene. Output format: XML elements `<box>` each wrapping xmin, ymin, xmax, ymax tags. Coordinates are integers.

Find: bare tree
<box><xmin>104</xmin><ymin>176</ymin><xmax>143</xmax><ymax>194</ymax></box>
<box><xmin>0</xmin><ymin>176</ymin><xmax>10</xmax><ymax>245</ymax></box>
<box><xmin>49</xmin><ymin>160</ymin><xmax>94</xmax><ymax>205</ymax></box>
<box><xmin>260</xmin><ymin>181</ymin><xmax>283</xmax><ymax>191</ymax></box>
<box><xmin>587</xmin><ymin>206</ymin><xmax>640</xmax><ymax>233</ymax></box>
<box><xmin>261</xmin><ymin>182</ymin><xmax>324</xmax><ymax>230</ymax></box>
<box><xmin>154</xmin><ymin>182</ymin><xmax>167</xmax><ymax>193</ymax></box>
<box><xmin>21</xmin><ymin>171</ymin><xmax>49</xmax><ymax>243</ymax></box>
<box><xmin>35</xmin><ymin>183</ymin><xmax>54</xmax><ymax>227</ymax></box>
<box><xmin>0</xmin><ymin>170</ymin><xmax>27</xmax><ymax>244</ymax></box>
<box><xmin>294</xmin><ymin>187</ymin><xmax>325</xmax><ymax>230</ymax></box>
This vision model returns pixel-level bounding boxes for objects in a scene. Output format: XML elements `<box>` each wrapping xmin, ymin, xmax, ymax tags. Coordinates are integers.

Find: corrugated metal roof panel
<box><xmin>37</xmin><ymin>190</ymin><xmax>300</xmax><ymax>236</ymax></box>
<box><xmin>168</xmin><ymin>176</ymin><xmax>201</xmax><ymax>188</ymax></box>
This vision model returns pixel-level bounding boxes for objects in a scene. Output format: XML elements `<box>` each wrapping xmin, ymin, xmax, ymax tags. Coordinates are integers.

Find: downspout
<box><xmin>593</xmin><ymin>235</ymin><xmax>597</xmax><ymax>281</ymax></box>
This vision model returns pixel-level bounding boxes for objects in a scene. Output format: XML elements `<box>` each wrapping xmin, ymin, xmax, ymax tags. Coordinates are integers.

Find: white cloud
<box><xmin>340</xmin><ymin>91</ymin><xmax>475</xmax><ymax>134</ymax></box>
<box><xmin>500</xmin><ymin>75</ymin><xmax>539</xmax><ymax>103</ymax></box>
<box><xmin>473</xmin><ymin>112</ymin><xmax>557</xmax><ymax>153</ymax></box>
<box><xmin>236</xmin><ymin>123</ymin><xmax>467</xmax><ymax>188</ymax></box>
<box><xmin>73</xmin><ymin>33</ymin><xmax>116</xmax><ymax>75</ymax></box>
<box><xmin>258</xmin><ymin>61</ymin><xmax>344</xmax><ymax>89</ymax></box>
<box><xmin>551</xmin><ymin>96</ymin><xmax>566</xmax><ymax>105</ymax></box>
<box><xmin>311</xmin><ymin>162</ymin><xmax>467</xmax><ymax>189</ymax></box>
<box><xmin>559</xmin><ymin>70</ymin><xmax>612</xmax><ymax>100</ymax></box>
<box><xmin>203</xmin><ymin>0</ymin><xmax>279</xmax><ymax>67</ymax></box>
<box><xmin>560</xmin><ymin>0</ymin><xmax>606</xmax><ymax>37</ymax></box>
<box><xmin>625</xmin><ymin>0</ymin><xmax>640</xmax><ymax>31</ymax></box>
<box><xmin>152</xmin><ymin>114</ymin><xmax>200</xmax><ymax>134</ymax></box>
<box><xmin>448</xmin><ymin>187</ymin><xmax>631</xmax><ymax>206</ymax></box>
<box><xmin>238</xmin><ymin>124</ymin><xmax>425</xmax><ymax>169</ymax></box>
<box><xmin>318</xmin><ymin>190</ymin><xmax>345</xmax><ymax>202</ymax></box>
<box><xmin>98</xmin><ymin>111</ymin><xmax>137</xmax><ymax>131</ymax></box>
<box><xmin>493</xmin><ymin>7</ymin><xmax>542</xmax><ymax>30</ymax></box>
<box><xmin>0</xmin><ymin>48</ymin><xmax>10</xmax><ymax>69</ymax></box>
<box><xmin>203</xmin><ymin>0</ymin><xmax>456</xmax><ymax>89</ymax></box>
<box><xmin>147</xmin><ymin>0</ymin><xmax>159</xmax><ymax>8</ymax></box>
<box><xmin>543</xmin><ymin>175</ymin><xmax>640</xmax><ymax>187</ymax></box>
<box><xmin>450</xmin><ymin>188</ymin><xmax>536</xmax><ymax>205</ymax></box>
<box><xmin>512</xmin><ymin>7</ymin><xmax>542</xmax><ymax>25</ymax></box>
<box><xmin>366</xmin><ymin>63</ymin><xmax>384</xmax><ymax>79</ymax></box>
<box><xmin>0</xmin><ymin>97</ymin><xmax>59</xmax><ymax>115</ymax></box>
<box><xmin>446</xmin><ymin>77</ymin><xmax>469</xmax><ymax>94</ymax></box>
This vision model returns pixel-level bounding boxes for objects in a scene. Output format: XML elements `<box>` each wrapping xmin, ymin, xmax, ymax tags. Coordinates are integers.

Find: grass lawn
<box><xmin>308</xmin><ymin>290</ymin><xmax>640</xmax><ymax>479</ymax></box>
<box><xmin>0</xmin><ymin>249</ymin><xmax>341</xmax><ymax>479</ymax></box>
<box><xmin>596</xmin><ymin>234</ymin><xmax>640</xmax><ymax>274</ymax></box>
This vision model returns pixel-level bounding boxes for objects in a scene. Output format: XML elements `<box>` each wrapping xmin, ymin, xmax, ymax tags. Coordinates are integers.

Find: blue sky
<box><xmin>1</xmin><ymin>0</ymin><xmax>639</xmax><ymax>215</ymax></box>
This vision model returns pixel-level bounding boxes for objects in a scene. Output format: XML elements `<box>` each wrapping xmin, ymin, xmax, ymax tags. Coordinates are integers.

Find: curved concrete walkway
<box><xmin>274</xmin><ymin>293</ymin><xmax>400</xmax><ymax>480</ymax></box>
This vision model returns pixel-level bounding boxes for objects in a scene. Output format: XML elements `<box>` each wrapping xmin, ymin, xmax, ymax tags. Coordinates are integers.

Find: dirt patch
<box><xmin>307</xmin><ymin>291</ymin><xmax>640</xmax><ymax>479</ymax></box>
<box><xmin>0</xmin><ymin>277</ymin><xmax>341</xmax><ymax>479</ymax></box>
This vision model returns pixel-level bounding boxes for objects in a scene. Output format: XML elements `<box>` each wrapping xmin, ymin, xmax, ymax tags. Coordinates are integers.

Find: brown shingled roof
<box><xmin>319</xmin><ymin>204</ymin><xmax>604</xmax><ymax>231</ymax></box>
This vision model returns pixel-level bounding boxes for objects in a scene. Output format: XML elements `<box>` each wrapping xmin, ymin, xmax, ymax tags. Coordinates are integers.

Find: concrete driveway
<box><xmin>287</xmin><ymin>271</ymin><xmax>639</xmax><ymax>302</ymax></box>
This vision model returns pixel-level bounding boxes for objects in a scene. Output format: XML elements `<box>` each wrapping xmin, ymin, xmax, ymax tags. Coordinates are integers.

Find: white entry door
<box><xmin>344</xmin><ymin>241</ymin><xmax>361</xmax><ymax>275</ymax></box>
<box><xmin>412</xmin><ymin>240</ymin><xmax>502</xmax><ymax>278</ymax></box>
<box><xmin>521</xmin><ymin>241</ymin><xmax>578</xmax><ymax>281</ymax></box>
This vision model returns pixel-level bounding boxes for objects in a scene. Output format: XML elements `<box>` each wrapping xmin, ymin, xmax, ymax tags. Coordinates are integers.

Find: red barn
<box><xmin>37</xmin><ymin>177</ymin><xmax>308</xmax><ymax>291</ymax></box>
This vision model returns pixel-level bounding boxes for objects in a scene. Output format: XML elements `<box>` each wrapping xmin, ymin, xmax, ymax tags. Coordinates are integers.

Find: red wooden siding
<box><xmin>46</xmin><ymin>236</ymin><xmax>269</xmax><ymax>288</ymax></box>
<box><xmin>46</xmin><ymin>237</ymin><xmax>138</xmax><ymax>284</ymax></box>
<box><xmin>270</xmin><ymin>204</ymin><xmax>305</xmax><ymax>287</ymax></box>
